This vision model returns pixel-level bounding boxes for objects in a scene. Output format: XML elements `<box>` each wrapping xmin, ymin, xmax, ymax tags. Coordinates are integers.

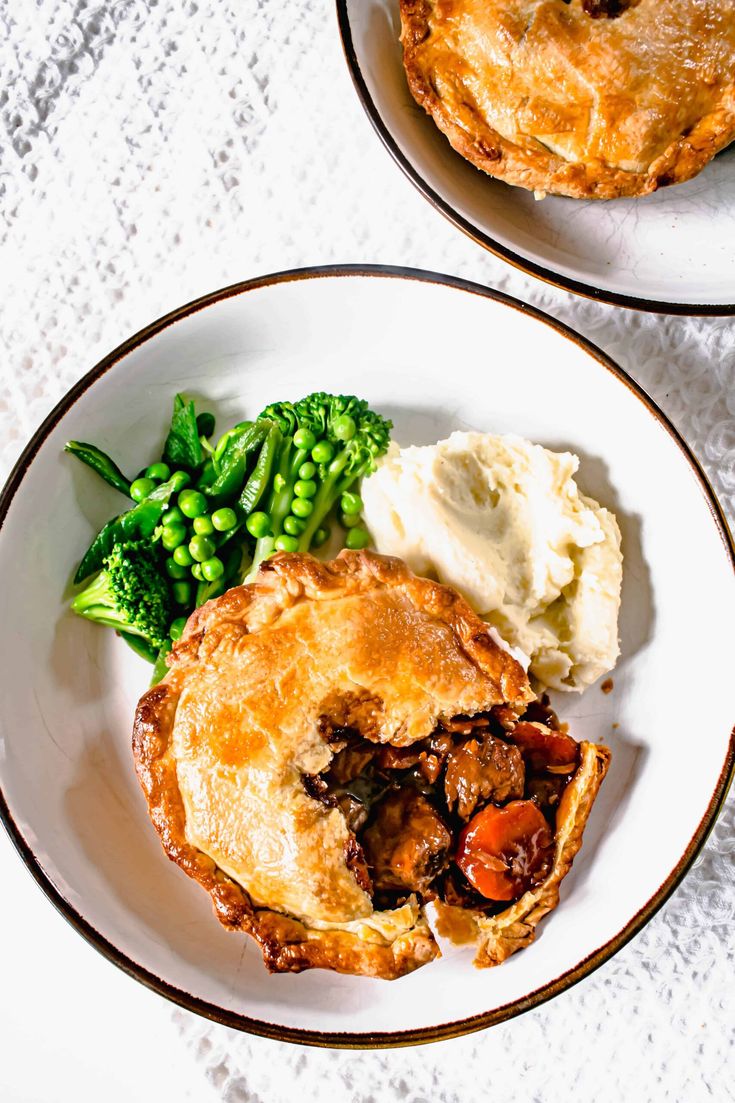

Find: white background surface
<box><xmin>0</xmin><ymin>1</ymin><xmax>733</xmax><ymax>1101</ymax></box>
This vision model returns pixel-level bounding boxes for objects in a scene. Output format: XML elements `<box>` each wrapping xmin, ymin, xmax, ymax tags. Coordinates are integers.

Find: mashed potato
<box><xmin>361</xmin><ymin>432</ymin><xmax>622</xmax><ymax>692</ymax></box>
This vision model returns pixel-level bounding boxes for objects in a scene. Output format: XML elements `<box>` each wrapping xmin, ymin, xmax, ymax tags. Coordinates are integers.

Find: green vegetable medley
<box><xmin>66</xmin><ymin>391</ymin><xmax>392</xmax><ymax>682</ymax></box>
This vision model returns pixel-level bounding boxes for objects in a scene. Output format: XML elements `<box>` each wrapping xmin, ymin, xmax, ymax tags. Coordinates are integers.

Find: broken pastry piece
<box><xmin>133</xmin><ymin>550</ymin><xmax>610</xmax><ymax>979</ymax></box>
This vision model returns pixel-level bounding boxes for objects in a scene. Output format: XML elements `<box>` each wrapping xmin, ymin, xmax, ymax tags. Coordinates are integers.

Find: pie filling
<box><xmin>304</xmin><ymin>695</ymin><xmax>579</xmax><ymax>918</ymax></box>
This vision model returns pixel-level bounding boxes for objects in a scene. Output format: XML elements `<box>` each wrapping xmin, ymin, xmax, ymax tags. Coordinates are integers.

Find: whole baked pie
<box><xmin>400</xmin><ymin>0</ymin><xmax>735</xmax><ymax>198</ymax></box>
<box><xmin>134</xmin><ymin>550</ymin><xmax>610</xmax><ymax>979</ymax></box>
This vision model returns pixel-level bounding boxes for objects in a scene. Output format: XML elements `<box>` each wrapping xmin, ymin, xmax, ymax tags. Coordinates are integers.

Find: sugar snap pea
<box><xmin>239</xmin><ymin>423</ymin><xmax>281</xmax><ymax>514</ymax></box>
<box><xmin>65</xmin><ymin>441</ymin><xmax>131</xmax><ymax>497</ymax></box>
<box><xmin>206</xmin><ymin>421</ymin><xmax>269</xmax><ymax>500</ymax></box>
<box><xmin>73</xmin><ymin>473</ymin><xmax>182</xmax><ymax>582</ymax></box>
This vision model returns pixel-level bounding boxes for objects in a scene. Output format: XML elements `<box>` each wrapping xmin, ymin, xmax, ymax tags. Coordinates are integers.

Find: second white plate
<box><xmin>338</xmin><ymin>0</ymin><xmax>735</xmax><ymax>314</ymax></box>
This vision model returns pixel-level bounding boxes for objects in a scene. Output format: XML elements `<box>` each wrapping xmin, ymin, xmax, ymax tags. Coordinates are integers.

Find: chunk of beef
<box><xmin>336</xmin><ymin>792</ymin><xmax>369</xmax><ymax>834</ymax></box>
<box><xmin>375</xmin><ymin>731</ymin><xmax>454</xmax><ymax>785</ymax></box>
<box><xmin>326</xmin><ymin>741</ymin><xmax>376</xmax><ymax>785</ymax></box>
<box><xmin>362</xmin><ymin>789</ymin><xmax>451</xmax><ymax>895</ymax></box>
<box><xmin>444</xmin><ymin>733</ymin><xmax>525</xmax><ymax>820</ymax></box>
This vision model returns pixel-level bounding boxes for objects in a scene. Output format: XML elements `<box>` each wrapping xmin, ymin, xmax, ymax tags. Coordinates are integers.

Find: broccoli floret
<box><xmin>243</xmin><ymin>392</ymin><xmax>392</xmax><ymax>580</ymax></box>
<box><xmin>71</xmin><ymin>540</ymin><xmax>171</xmax><ymax>650</ymax></box>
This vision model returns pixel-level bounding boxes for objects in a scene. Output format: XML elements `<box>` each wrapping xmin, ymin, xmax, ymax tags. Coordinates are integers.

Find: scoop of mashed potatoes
<box><xmin>361</xmin><ymin>432</ymin><xmax>622</xmax><ymax>692</ymax></box>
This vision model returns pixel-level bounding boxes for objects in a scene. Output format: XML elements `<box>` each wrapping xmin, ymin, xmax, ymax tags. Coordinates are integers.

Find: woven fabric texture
<box><xmin>1</xmin><ymin>2</ymin><xmax>733</xmax><ymax>1100</ymax></box>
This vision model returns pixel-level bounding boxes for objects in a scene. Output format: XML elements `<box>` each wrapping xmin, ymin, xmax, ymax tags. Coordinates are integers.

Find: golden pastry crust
<box><xmin>433</xmin><ymin>740</ymin><xmax>611</xmax><ymax>964</ymax></box>
<box><xmin>400</xmin><ymin>0</ymin><xmax>735</xmax><ymax>198</ymax></box>
<box><xmin>133</xmin><ymin>549</ymin><xmax>533</xmax><ymax>979</ymax></box>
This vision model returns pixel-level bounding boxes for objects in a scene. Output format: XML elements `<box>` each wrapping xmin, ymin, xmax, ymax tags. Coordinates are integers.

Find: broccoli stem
<box><xmin>71</xmin><ymin>570</ymin><xmax>150</xmax><ymax>639</ymax></box>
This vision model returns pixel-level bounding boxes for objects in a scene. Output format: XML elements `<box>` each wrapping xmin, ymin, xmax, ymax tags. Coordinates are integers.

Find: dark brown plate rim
<box><xmin>335</xmin><ymin>1</ymin><xmax>735</xmax><ymax>317</ymax></box>
<box><xmin>0</xmin><ymin>265</ymin><xmax>733</xmax><ymax>1049</ymax></box>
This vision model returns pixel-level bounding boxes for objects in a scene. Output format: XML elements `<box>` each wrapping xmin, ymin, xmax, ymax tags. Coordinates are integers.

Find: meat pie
<box><xmin>133</xmin><ymin>550</ymin><xmax>610</xmax><ymax>979</ymax></box>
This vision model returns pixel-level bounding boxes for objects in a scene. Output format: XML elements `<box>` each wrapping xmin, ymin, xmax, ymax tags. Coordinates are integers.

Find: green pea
<box><xmin>170</xmin><ymin>470</ymin><xmax>191</xmax><ymax>492</ymax></box>
<box><xmin>212</xmin><ymin>507</ymin><xmax>237</xmax><ymax>532</ymax></box>
<box><xmin>283</xmin><ymin>516</ymin><xmax>305</xmax><ymax>537</ymax></box>
<box><xmin>146</xmin><ymin>462</ymin><xmax>171</xmax><ymax>482</ymax></box>
<box><xmin>298</xmin><ymin>461</ymin><xmax>316</xmax><ymax>480</ymax></box>
<box><xmin>172</xmin><ymin>544</ymin><xmax>194</xmax><ymax>567</ymax></box>
<box><xmin>294</xmin><ymin>479</ymin><xmax>317</xmax><ymax>499</ymax></box>
<box><xmin>162</xmin><ymin>506</ymin><xmax>184</xmax><ymax>526</ymax></box>
<box><xmin>161</xmin><ymin>523</ymin><xmax>187</xmax><ymax>551</ymax></box>
<box><xmin>201</xmin><ymin>556</ymin><xmax>224</xmax><ymax>582</ymax></box>
<box><xmin>165</xmin><ymin>557</ymin><xmax>189</xmax><ymax>580</ymax></box>
<box><xmin>169</xmin><ymin>616</ymin><xmax>188</xmax><ymax>641</ymax></box>
<box><xmin>193</xmin><ymin>515</ymin><xmax>215</xmax><ymax>536</ymax></box>
<box><xmin>311</xmin><ymin>440</ymin><xmax>334</xmax><ymax>464</ymax></box>
<box><xmin>312</xmin><ymin>526</ymin><xmax>329</xmax><ymax>548</ymax></box>
<box><xmin>340</xmin><ymin>491</ymin><xmax>363</xmax><ymax>515</ymax></box>
<box><xmin>178</xmin><ymin>489</ymin><xmax>207</xmax><ymax>519</ymax></box>
<box><xmin>189</xmin><ymin>534</ymin><xmax>216</xmax><ymax>562</ymax></box>
<box><xmin>333</xmin><ymin>415</ymin><xmax>356</xmax><ymax>442</ymax></box>
<box><xmin>245</xmin><ymin>511</ymin><xmax>271</xmax><ymax>538</ymax></box>
<box><xmin>341</xmin><ymin>512</ymin><xmax>362</xmax><ymax>529</ymax></box>
<box><xmin>130</xmin><ymin>477</ymin><xmax>156</xmax><ymax>502</ymax></box>
<box><xmin>294</xmin><ymin>428</ymin><xmax>317</xmax><ymax>451</ymax></box>
<box><xmin>275</xmin><ymin>534</ymin><xmax>299</xmax><ymax>553</ymax></box>
<box><xmin>191</xmin><ymin>563</ymin><xmax>204</xmax><ymax>581</ymax></box>
<box><xmin>345</xmin><ymin>526</ymin><xmax>370</xmax><ymax>550</ymax></box>
<box><xmin>172</xmin><ymin>581</ymin><xmax>192</xmax><ymax>606</ymax></box>
<box><xmin>291</xmin><ymin>497</ymin><xmax>314</xmax><ymax>518</ymax></box>
<box><xmin>273</xmin><ymin>473</ymin><xmax>286</xmax><ymax>492</ymax></box>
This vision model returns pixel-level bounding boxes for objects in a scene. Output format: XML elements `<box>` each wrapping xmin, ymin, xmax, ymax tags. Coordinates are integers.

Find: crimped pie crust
<box><xmin>400</xmin><ymin>0</ymin><xmax>735</xmax><ymax>199</ymax></box>
<box><xmin>133</xmin><ymin>550</ymin><xmax>609</xmax><ymax>978</ymax></box>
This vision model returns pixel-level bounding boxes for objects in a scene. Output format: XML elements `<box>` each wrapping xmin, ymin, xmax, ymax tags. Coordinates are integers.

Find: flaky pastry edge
<box><xmin>399</xmin><ymin>0</ymin><xmax>735</xmax><ymax>199</ymax></box>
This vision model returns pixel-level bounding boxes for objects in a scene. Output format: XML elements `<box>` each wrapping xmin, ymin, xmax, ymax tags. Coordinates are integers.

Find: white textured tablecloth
<box><xmin>2</xmin><ymin>2</ymin><xmax>734</xmax><ymax>1099</ymax></box>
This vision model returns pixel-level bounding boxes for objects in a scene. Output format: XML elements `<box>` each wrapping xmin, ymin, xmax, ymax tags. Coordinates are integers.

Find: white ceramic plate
<box><xmin>0</xmin><ymin>267</ymin><xmax>733</xmax><ymax>1047</ymax></box>
<box><xmin>337</xmin><ymin>1</ymin><xmax>735</xmax><ymax>314</ymax></box>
